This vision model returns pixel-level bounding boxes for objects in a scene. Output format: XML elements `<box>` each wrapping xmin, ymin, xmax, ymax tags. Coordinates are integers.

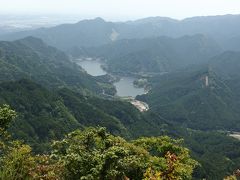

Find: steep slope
<box><xmin>0</xmin><ymin>79</ymin><xmax>81</xmax><ymax>152</ymax></box>
<box><xmin>57</xmin><ymin>88</ymin><xmax>130</xmax><ymax>137</ymax></box>
<box><xmin>79</xmin><ymin>35</ymin><xmax>221</xmax><ymax>74</ymax></box>
<box><xmin>0</xmin><ymin>79</ymin><xmax>154</xmax><ymax>151</ymax></box>
<box><xmin>138</xmin><ymin>61</ymin><xmax>240</xmax><ymax>131</ymax></box>
<box><xmin>209</xmin><ymin>51</ymin><xmax>240</xmax><ymax>101</ymax></box>
<box><xmin>209</xmin><ymin>51</ymin><xmax>240</xmax><ymax>79</ymax></box>
<box><xmin>1</xmin><ymin>79</ymin><xmax>239</xmax><ymax>179</ymax></box>
<box><xmin>0</xmin><ymin>37</ymin><xmax>102</xmax><ymax>93</ymax></box>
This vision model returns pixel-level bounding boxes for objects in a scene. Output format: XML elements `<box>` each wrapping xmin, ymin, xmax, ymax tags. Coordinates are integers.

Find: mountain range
<box><xmin>1</xmin><ymin>14</ymin><xmax>240</xmax><ymax>52</ymax></box>
<box><xmin>1</xmin><ymin>14</ymin><xmax>240</xmax><ymax>179</ymax></box>
<box><xmin>77</xmin><ymin>34</ymin><xmax>221</xmax><ymax>74</ymax></box>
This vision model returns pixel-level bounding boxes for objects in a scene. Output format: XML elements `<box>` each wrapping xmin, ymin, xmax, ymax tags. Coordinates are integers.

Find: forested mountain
<box><xmin>0</xmin><ymin>79</ymin><xmax>81</xmax><ymax>152</ymax></box>
<box><xmin>1</xmin><ymin>14</ymin><xmax>240</xmax><ymax>179</ymax></box>
<box><xmin>0</xmin><ymin>18</ymin><xmax>116</xmax><ymax>51</ymax></box>
<box><xmin>209</xmin><ymin>51</ymin><xmax>240</xmax><ymax>79</ymax></box>
<box><xmin>77</xmin><ymin>34</ymin><xmax>221</xmax><ymax>74</ymax></box>
<box><xmin>138</xmin><ymin>51</ymin><xmax>240</xmax><ymax>131</ymax></box>
<box><xmin>1</xmin><ymin>79</ymin><xmax>240</xmax><ymax>179</ymax></box>
<box><xmin>0</xmin><ymin>114</ymin><xmax>198</xmax><ymax>180</ymax></box>
<box><xmin>128</xmin><ymin>15</ymin><xmax>240</xmax><ymax>50</ymax></box>
<box><xmin>0</xmin><ymin>79</ymin><xmax>155</xmax><ymax>151</ymax></box>
<box><xmin>1</xmin><ymin>14</ymin><xmax>240</xmax><ymax>52</ymax></box>
<box><xmin>0</xmin><ymin>36</ymin><xmax>104</xmax><ymax>93</ymax></box>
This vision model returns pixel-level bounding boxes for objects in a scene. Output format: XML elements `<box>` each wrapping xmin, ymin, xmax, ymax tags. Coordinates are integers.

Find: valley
<box><xmin>113</xmin><ymin>77</ymin><xmax>146</xmax><ymax>97</ymax></box>
<box><xmin>76</xmin><ymin>57</ymin><xmax>150</xmax><ymax>111</ymax></box>
<box><xmin>1</xmin><ymin>13</ymin><xmax>240</xmax><ymax>179</ymax></box>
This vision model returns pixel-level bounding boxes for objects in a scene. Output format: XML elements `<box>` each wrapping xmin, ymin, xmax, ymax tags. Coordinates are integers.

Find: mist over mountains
<box><xmin>1</xmin><ymin>14</ymin><xmax>240</xmax><ymax>179</ymax></box>
<box><xmin>1</xmin><ymin>14</ymin><xmax>240</xmax><ymax>52</ymax></box>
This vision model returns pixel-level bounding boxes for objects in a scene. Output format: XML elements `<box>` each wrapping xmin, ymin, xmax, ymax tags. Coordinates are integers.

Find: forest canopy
<box><xmin>0</xmin><ymin>105</ymin><xmax>197</xmax><ymax>179</ymax></box>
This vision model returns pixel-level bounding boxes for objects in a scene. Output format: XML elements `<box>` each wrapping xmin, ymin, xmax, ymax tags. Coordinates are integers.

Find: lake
<box><xmin>114</xmin><ymin>77</ymin><xmax>145</xmax><ymax>97</ymax></box>
<box><xmin>77</xmin><ymin>60</ymin><xmax>107</xmax><ymax>76</ymax></box>
<box><xmin>77</xmin><ymin>59</ymin><xmax>145</xmax><ymax>97</ymax></box>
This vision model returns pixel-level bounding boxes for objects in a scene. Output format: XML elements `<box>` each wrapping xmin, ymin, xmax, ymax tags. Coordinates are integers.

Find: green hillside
<box><xmin>0</xmin><ymin>77</ymin><xmax>240</xmax><ymax>178</ymax></box>
<box><xmin>78</xmin><ymin>35</ymin><xmax>221</xmax><ymax>74</ymax></box>
<box><xmin>138</xmin><ymin>64</ymin><xmax>240</xmax><ymax>131</ymax></box>
<box><xmin>0</xmin><ymin>79</ymin><xmax>151</xmax><ymax>151</ymax></box>
<box><xmin>1</xmin><ymin>18</ymin><xmax>240</xmax><ymax>179</ymax></box>
<box><xmin>0</xmin><ymin>37</ymin><xmax>103</xmax><ymax>93</ymax></box>
<box><xmin>0</xmin><ymin>79</ymin><xmax>80</xmax><ymax>152</ymax></box>
<box><xmin>138</xmin><ymin>51</ymin><xmax>240</xmax><ymax>131</ymax></box>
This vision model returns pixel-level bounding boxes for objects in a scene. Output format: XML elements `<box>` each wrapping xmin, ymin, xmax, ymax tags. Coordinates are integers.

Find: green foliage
<box><xmin>29</xmin><ymin>155</ymin><xmax>63</xmax><ymax>180</ymax></box>
<box><xmin>58</xmin><ymin>88</ymin><xmax>130</xmax><ymax>137</ymax></box>
<box><xmin>1</xmin><ymin>40</ymin><xmax>240</xmax><ymax>179</ymax></box>
<box><xmin>163</xmin><ymin>128</ymin><xmax>240</xmax><ymax>179</ymax></box>
<box><xmin>0</xmin><ymin>79</ymin><xmax>152</xmax><ymax>152</ymax></box>
<box><xmin>0</xmin><ymin>104</ymin><xmax>16</xmax><ymax>150</ymax></box>
<box><xmin>0</xmin><ymin>37</ymin><xmax>102</xmax><ymax>94</ymax></box>
<box><xmin>136</xmin><ymin>55</ymin><xmax>240</xmax><ymax>179</ymax></box>
<box><xmin>138</xmin><ymin>64</ymin><xmax>240</xmax><ymax>131</ymax></box>
<box><xmin>52</xmin><ymin>127</ymin><xmax>197</xmax><ymax>180</ymax></box>
<box><xmin>133</xmin><ymin>137</ymin><xmax>198</xmax><ymax>179</ymax></box>
<box><xmin>224</xmin><ymin>175</ymin><xmax>237</xmax><ymax>180</ymax></box>
<box><xmin>0</xmin><ymin>104</ymin><xmax>16</xmax><ymax>132</ymax></box>
<box><xmin>0</xmin><ymin>141</ymin><xmax>63</xmax><ymax>180</ymax></box>
<box><xmin>0</xmin><ymin>80</ymin><xmax>81</xmax><ymax>152</ymax></box>
<box><xmin>0</xmin><ymin>141</ymin><xmax>34</xmax><ymax>180</ymax></box>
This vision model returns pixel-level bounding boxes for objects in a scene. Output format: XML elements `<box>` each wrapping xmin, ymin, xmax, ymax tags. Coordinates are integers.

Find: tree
<box><xmin>0</xmin><ymin>105</ymin><xmax>198</xmax><ymax>179</ymax></box>
<box><xmin>0</xmin><ymin>104</ymin><xmax>17</xmax><ymax>152</ymax></box>
<box><xmin>0</xmin><ymin>104</ymin><xmax>16</xmax><ymax>135</ymax></box>
<box><xmin>0</xmin><ymin>105</ymin><xmax>63</xmax><ymax>180</ymax></box>
<box><xmin>134</xmin><ymin>137</ymin><xmax>198</xmax><ymax>179</ymax></box>
<box><xmin>52</xmin><ymin>127</ymin><xmax>198</xmax><ymax>180</ymax></box>
<box><xmin>0</xmin><ymin>141</ymin><xmax>34</xmax><ymax>180</ymax></box>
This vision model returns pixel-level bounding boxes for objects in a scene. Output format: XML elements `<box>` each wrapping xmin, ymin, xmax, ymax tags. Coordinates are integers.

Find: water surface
<box><xmin>77</xmin><ymin>60</ymin><xmax>106</xmax><ymax>76</ymax></box>
<box><xmin>77</xmin><ymin>59</ymin><xmax>145</xmax><ymax>97</ymax></box>
<box><xmin>114</xmin><ymin>77</ymin><xmax>145</xmax><ymax>97</ymax></box>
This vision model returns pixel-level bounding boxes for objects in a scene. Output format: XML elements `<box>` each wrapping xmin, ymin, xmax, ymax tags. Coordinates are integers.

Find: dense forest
<box><xmin>1</xmin><ymin>14</ymin><xmax>240</xmax><ymax>179</ymax></box>
<box><xmin>0</xmin><ymin>105</ymin><xmax>198</xmax><ymax>179</ymax></box>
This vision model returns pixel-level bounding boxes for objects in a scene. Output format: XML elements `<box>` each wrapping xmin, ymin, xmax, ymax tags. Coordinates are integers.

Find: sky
<box><xmin>0</xmin><ymin>0</ymin><xmax>240</xmax><ymax>21</ymax></box>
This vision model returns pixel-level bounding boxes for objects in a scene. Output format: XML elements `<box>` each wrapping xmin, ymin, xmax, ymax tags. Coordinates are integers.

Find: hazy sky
<box><xmin>0</xmin><ymin>0</ymin><xmax>240</xmax><ymax>20</ymax></box>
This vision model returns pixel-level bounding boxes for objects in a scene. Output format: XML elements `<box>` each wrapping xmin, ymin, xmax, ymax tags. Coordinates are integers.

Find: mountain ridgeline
<box><xmin>0</xmin><ymin>36</ymin><xmax>105</xmax><ymax>93</ymax></box>
<box><xmin>137</xmin><ymin>51</ymin><xmax>240</xmax><ymax>131</ymax></box>
<box><xmin>1</xmin><ymin>15</ymin><xmax>240</xmax><ymax>179</ymax></box>
<box><xmin>1</xmin><ymin>14</ymin><xmax>240</xmax><ymax>51</ymax></box>
<box><xmin>77</xmin><ymin>35</ymin><xmax>221</xmax><ymax>74</ymax></box>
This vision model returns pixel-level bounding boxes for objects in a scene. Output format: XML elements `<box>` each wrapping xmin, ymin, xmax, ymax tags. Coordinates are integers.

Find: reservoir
<box><xmin>113</xmin><ymin>77</ymin><xmax>145</xmax><ymax>97</ymax></box>
<box><xmin>77</xmin><ymin>59</ymin><xmax>107</xmax><ymax>76</ymax></box>
<box><xmin>77</xmin><ymin>59</ymin><xmax>145</xmax><ymax>97</ymax></box>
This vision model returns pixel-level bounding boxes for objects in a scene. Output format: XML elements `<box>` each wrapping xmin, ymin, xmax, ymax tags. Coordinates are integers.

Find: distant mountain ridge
<box><xmin>78</xmin><ymin>34</ymin><xmax>221</xmax><ymax>74</ymax></box>
<box><xmin>1</xmin><ymin>14</ymin><xmax>240</xmax><ymax>51</ymax></box>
